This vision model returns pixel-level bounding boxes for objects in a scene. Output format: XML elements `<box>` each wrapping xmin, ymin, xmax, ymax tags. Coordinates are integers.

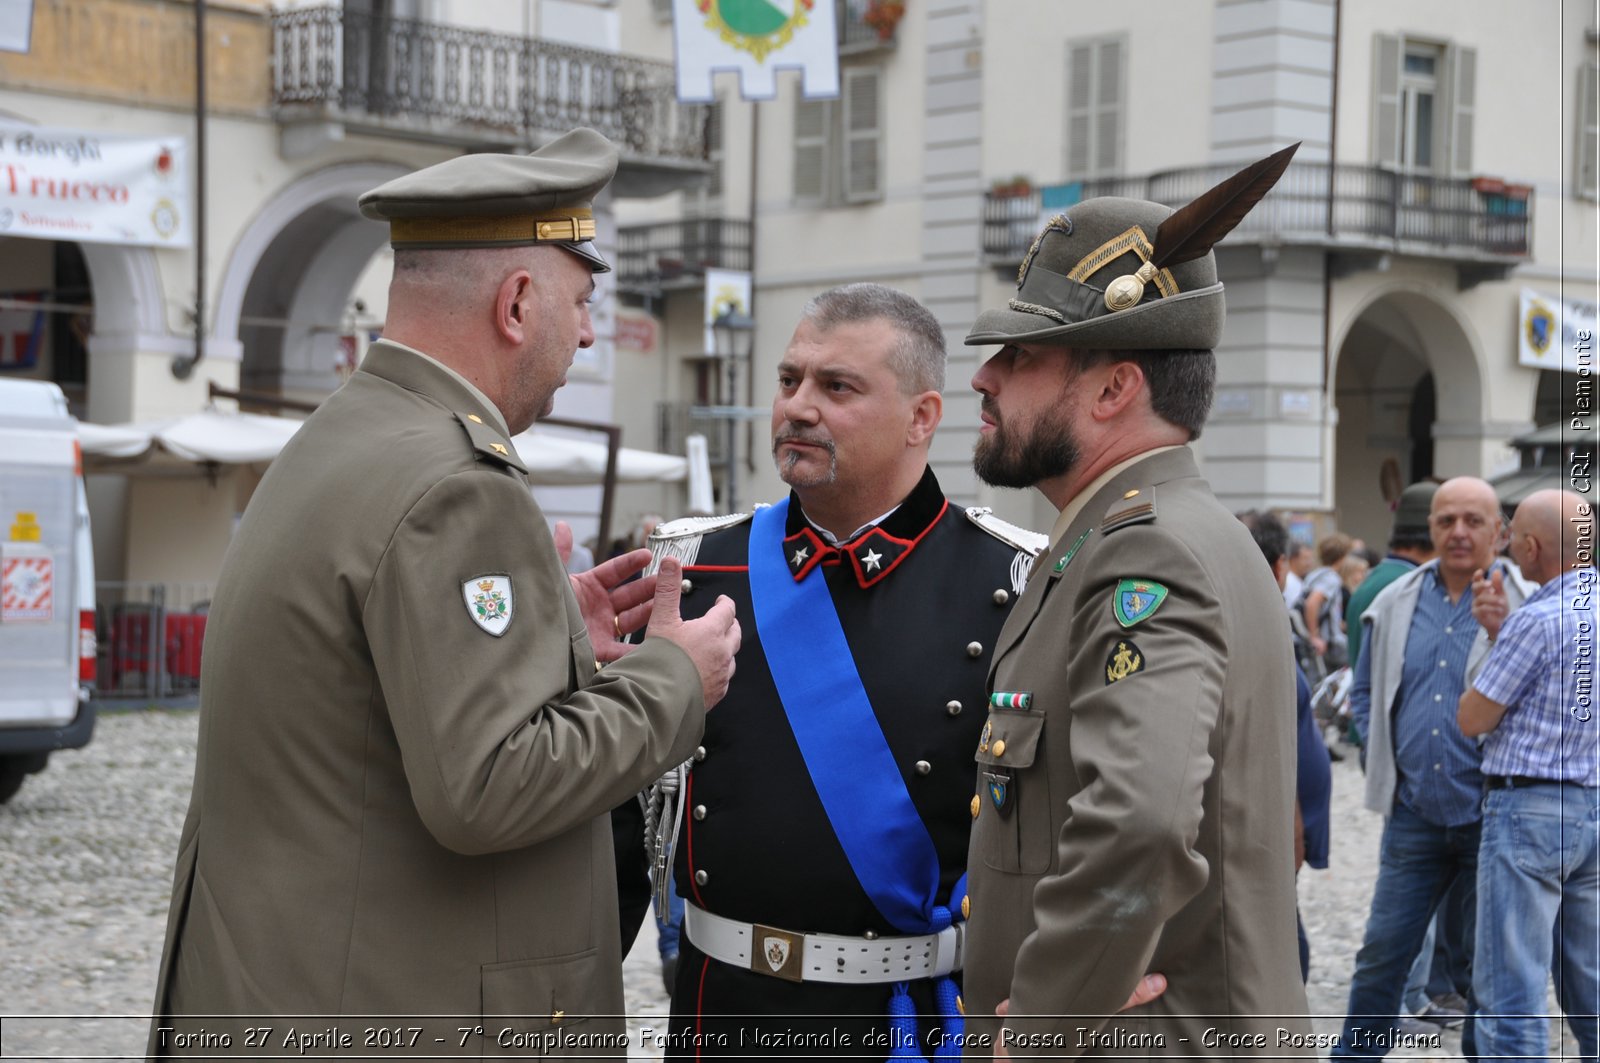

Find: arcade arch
<box><xmin>1330</xmin><ymin>287</ymin><xmax>1484</xmax><ymax>546</ymax></box>
<box><xmin>214</xmin><ymin>162</ymin><xmax>405</xmax><ymax>403</ymax></box>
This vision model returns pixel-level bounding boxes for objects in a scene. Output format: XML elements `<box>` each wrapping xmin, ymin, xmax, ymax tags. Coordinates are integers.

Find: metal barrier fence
<box><xmin>93</xmin><ymin>582</ymin><xmax>215</xmax><ymax>701</ymax></box>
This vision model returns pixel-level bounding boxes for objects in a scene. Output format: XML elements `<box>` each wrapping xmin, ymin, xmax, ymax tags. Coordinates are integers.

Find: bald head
<box><xmin>1509</xmin><ymin>489</ymin><xmax>1595</xmax><ymax>583</ymax></box>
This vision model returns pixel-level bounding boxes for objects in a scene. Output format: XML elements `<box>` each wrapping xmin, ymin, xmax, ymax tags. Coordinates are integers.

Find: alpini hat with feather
<box><xmin>966</xmin><ymin>144</ymin><xmax>1299</xmax><ymax>351</ymax></box>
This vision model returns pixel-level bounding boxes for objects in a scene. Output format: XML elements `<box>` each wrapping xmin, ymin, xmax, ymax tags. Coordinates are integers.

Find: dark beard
<box><xmin>973</xmin><ymin>413</ymin><xmax>1080</xmax><ymax>488</ymax></box>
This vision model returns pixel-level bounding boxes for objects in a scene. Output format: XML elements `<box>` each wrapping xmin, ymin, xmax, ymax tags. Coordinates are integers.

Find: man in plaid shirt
<box><xmin>1459</xmin><ymin>488</ymin><xmax>1598</xmax><ymax>1062</ymax></box>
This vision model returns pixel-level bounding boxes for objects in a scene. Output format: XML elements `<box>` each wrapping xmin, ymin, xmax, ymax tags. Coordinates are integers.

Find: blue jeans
<box><xmin>1473</xmin><ymin>782</ymin><xmax>1600</xmax><ymax>1063</ymax></box>
<box><xmin>1332</xmin><ymin>802</ymin><xmax>1481</xmax><ymax>1059</ymax></box>
<box><xmin>1402</xmin><ymin>875</ymin><xmax>1472</xmax><ymax>1013</ymax></box>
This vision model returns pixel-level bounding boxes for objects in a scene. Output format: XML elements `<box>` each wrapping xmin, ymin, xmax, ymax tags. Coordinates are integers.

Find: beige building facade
<box><xmin>612</xmin><ymin>0</ymin><xmax>1597</xmax><ymax>549</ymax></box>
<box><xmin>1</xmin><ymin>0</ymin><xmax>710</xmax><ymax>589</ymax></box>
<box><xmin>1</xmin><ymin>0</ymin><xmax>1592</xmax><ymax>595</ymax></box>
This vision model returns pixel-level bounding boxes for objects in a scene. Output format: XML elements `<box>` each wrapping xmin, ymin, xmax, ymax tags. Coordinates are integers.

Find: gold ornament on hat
<box><xmin>1101</xmin><ymin>142</ymin><xmax>1301</xmax><ymax>314</ymax></box>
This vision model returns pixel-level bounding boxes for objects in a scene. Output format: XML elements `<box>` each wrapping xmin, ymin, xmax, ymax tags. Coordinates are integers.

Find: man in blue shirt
<box><xmin>1459</xmin><ymin>488</ymin><xmax>1598</xmax><ymax>1062</ymax></box>
<box><xmin>1332</xmin><ymin>477</ymin><xmax>1534</xmax><ymax>1059</ymax></box>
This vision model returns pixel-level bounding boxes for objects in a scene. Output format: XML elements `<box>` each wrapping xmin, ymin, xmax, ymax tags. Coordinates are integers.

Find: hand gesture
<box><xmin>558</xmin><ymin>521</ymin><xmax>656</xmax><ymax>664</ymax></box>
<box><xmin>645</xmin><ymin>556</ymin><xmax>741</xmax><ymax>710</ymax></box>
<box><xmin>1470</xmin><ymin>566</ymin><xmax>1509</xmax><ymax>642</ymax></box>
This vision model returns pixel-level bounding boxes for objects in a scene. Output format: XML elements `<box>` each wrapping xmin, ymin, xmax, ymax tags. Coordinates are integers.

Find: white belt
<box><xmin>684</xmin><ymin>903</ymin><xmax>963</xmax><ymax>985</ymax></box>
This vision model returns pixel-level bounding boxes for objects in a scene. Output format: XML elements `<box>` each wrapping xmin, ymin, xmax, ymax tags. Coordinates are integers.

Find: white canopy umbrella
<box><xmin>511</xmin><ymin>428</ymin><xmax>688</xmax><ymax>485</ymax></box>
<box><xmin>78</xmin><ymin>409</ymin><xmax>305</xmax><ymax>470</ymax></box>
<box><xmin>80</xmin><ymin>410</ymin><xmax>691</xmax><ymax>487</ymax></box>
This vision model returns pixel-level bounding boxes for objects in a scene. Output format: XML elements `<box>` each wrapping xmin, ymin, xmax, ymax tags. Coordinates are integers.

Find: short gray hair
<box><xmin>799</xmin><ymin>283</ymin><xmax>946</xmax><ymax>394</ymax></box>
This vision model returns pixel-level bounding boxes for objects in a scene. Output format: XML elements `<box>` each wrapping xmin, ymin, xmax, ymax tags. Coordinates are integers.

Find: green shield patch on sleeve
<box><xmin>1113</xmin><ymin>578</ymin><xmax>1169</xmax><ymax>628</ymax></box>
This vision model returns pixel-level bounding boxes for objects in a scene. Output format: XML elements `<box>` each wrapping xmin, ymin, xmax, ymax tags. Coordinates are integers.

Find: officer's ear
<box><xmin>495</xmin><ymin>269</ymin><xmax>536</xmax><ymax>346</ymax></box>
<box><xmin>906</xmin><ymin>389</ymin><xmax>942</xmax><ymax>448</ymax></box>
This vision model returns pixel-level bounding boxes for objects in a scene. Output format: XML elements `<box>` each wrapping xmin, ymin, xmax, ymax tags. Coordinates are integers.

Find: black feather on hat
<box><xmin>966</xmin><ymin>144</ymin><xmax>1299</xmax><ymax>350</ymax></box>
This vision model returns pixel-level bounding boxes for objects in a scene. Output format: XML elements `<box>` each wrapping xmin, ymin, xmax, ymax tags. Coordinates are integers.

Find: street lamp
<box><xmin>710</xmin><ymin>309</ymin><xmax>755</xmax><ymax>512</ymax></box>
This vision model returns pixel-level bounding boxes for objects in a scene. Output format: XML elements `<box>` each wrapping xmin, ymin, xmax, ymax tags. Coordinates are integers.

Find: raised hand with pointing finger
<box><xmin>643</xmin><ymin>556</ymin><xmax>740</xmax><ymax>710</ymax></box>
<box><xmin>1470</xmin><ymin>565</ymin><xmax>1509</xmax><ymax>641</ymax></box>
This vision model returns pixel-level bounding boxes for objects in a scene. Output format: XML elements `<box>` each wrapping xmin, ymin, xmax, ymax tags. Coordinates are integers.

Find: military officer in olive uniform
<box><xmin>642</xmin><ymin>285</ymin><xmax>1045</xmax><ymax>1059</ymax></box>
<box><xmin>147</xmin><ymin>130</ymin><xmax>740</xmax><ymax>1057</ymax></box>
<box><xmin>959</xmin><ymin>152</ymin><xmax>1313</xmax><ymax>1058</ymax></box>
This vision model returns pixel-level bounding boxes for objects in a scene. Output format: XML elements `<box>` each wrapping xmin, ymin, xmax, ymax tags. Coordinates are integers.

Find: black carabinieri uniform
<box><xmin>656</xmin><ymin>468</ymin><xmax>1042</xmax><ymax>1061</ymax></box>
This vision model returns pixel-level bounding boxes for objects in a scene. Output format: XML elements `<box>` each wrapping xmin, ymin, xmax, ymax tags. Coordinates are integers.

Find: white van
<box><xmin>0</xmin><ymin>379</ymin><xmax>96</xmax><ymax>803</ymax></box>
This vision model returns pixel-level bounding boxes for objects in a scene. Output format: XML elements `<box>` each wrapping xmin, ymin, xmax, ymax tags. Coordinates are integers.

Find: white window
<box><xmin>1372</xmin><ymin>34</ymin><xmax>1475</xmax><ymax>174</ymax></box>
<box><xmin>1065</xmin><ymin>36</ymin><xmax>1125</xmax><ymax>180</ymax></box>
<box><xmin>1578</xmin><ymin>62</ymin><xmax>1598</xmax><ymax>200</ymax></box>
<box><xmin>792</xmin><ymin>67</ymin><xmax>884</xmax><ymax>206</ymax></box>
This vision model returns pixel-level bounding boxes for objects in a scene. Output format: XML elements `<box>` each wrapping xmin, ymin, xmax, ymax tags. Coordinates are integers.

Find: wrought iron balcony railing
<box><xmin>617</xmin><ymin>218</ymin><xmax>754</xmax><ymax>295</ymax></box>
<box><xmin>271</xmin><ymin>6</ymin><xmax>709</xmax><ymax>162</ymax></box>
<box><xmin>657</xmin><ymin>400</ymin><xmax>730</xmax><ymax>465</ymax></box>
<box><xmin>982</xmin><ymin>163</ymin><xmax>1533</xmax><ymax>265</ymax></box>
<box><xmin>837</xmin><ymin>0</ymin><xmax>899</xmax><ymax>52</ymax></box>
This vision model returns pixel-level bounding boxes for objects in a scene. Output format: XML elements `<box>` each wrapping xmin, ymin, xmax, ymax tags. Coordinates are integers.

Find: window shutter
<box><xmin>1578</xmin><ymin>62</ymin><xmax>1597</xmax><ymax>199</ymax></box>
<box><xmin>1446</xmin><ymin>44</ymin><xmax>1475</xmax><ymax>175</ymax></box>
<box><xmin>793</xmin><ymin>96</ymin><xmax>831</xmax><ymax>204</ymax></box>
<box><xmin>707</xmin><ymin>98</ymin><xmax>725</xmax><ymax>200</ymax></box>
<box><xmin>843</xmin><ymin>67</ymin><xmax>884</xmax><ymax>202</ymax></box>
<box><xmin>1066</xmin><ymin>42</ymin><xmax>1093</xmax><ymax>178</ymax></box>
<box><xmin>1372</xmin><ymin>33</ymin><xmax>1401</xmax><ymax>167</ymax></box>
<box><xmin>1065</xmin><ymin>38</ymin><xmax>1124</xmax><ymax>179</ymax></box>
<box><xmin>1095</xmin><ymin>38</ymin><xmax>1124</xmax><ymax>176</ymax></box>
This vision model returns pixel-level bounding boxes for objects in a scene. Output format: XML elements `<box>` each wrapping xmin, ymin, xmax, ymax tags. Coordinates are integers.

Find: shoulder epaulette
<box><xmin>965</xmin><ymin>507</ymin><xmax>1049</xmax><ymax>594</ymax></box>
<box><xmin>453</xmin><ymin>411</ymin><xmax>527</xmax><ymax>473</ymax></box>
<box><xmin>1101</xmin><ymin>488</ymin><xmax>1156</xmax><ymax>534</ymax></box>
<box><xmin>647</xmin><ymin>510</ymin><xmax>756</xmax><ymax>573</ymax></box>
<box><xmin>963</xmin><ymin>507</ymin><xmax>1049</xmax><ymax>557</ymax></box>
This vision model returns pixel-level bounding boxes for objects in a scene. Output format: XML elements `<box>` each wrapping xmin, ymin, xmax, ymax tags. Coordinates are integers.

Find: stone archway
<box><xmin>213</xmin><ymin>162</ymin><xmax>406</xmax><ymax>401</ymax></box>
<box><xmin>1330</xmin><ymin>287</ymin><xmax>1485</xmax><ymax>546</ymax></box>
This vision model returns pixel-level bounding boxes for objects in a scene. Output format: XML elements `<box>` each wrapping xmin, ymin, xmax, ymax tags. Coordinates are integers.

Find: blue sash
<box><xmin>748</xmin><ymin>499</ymin><xmax>965</xmax><ymax>1060</ymax></box>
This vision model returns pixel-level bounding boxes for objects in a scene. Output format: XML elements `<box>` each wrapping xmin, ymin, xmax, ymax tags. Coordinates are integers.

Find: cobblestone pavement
<box><xmin>0</xmin><ymin>709</ymin><xmax>1575</xmax><ymax>1060</ymax></box>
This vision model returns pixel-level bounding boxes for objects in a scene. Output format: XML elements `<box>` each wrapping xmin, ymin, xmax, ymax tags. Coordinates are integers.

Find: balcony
<box><xmin>271</xmin><ymin>6</ymin><xmax>710</xmax><ymax>190</ymax></box>
<box><xmin>657</xmin><ymin>400</ymin><xmax>730</xmax><ymax>465</ymax></box>
<box><xmin>982</xmin><ymin>163</ymin><xmax>1533</xmax><ymax>286</ymax></box>
<box><xmin>838</xmin><ymin>0</ymin><xmax>901</xmax><ymax>53</ymax></box>
<box><xmin>616</xmin><ymin>218</ymin><xmax>754</xmax><ymax>298</ymax></box>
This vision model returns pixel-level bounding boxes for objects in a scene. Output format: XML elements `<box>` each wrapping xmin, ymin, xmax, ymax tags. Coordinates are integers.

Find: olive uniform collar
<box><xmin>359</xmin><ymin>340</ymin><xmax>528</xmax><ymax>474</ymax></box>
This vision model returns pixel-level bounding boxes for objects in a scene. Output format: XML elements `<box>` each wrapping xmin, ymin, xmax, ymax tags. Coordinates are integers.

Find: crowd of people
<box><xmin>141</xmin><ymin>127</ymin><xmax>1594</xmax><ymax>1062</ymax></box>
<box><xmin>1260</xmin><ymin>476</ymin><xmax>1596</xmax><ymax>1060</ymax></box>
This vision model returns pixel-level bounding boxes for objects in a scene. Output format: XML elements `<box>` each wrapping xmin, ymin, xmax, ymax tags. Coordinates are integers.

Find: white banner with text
<box><xmin>0</xmin><ymin>123</ymin><xmax>191</xmax><ymax>247</ymax></box>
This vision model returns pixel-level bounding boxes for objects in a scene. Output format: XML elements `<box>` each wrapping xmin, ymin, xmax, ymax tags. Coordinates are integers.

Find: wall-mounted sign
<box><xmin>615</xmin><ymin>311</ymin><xmax>659</xmax><ymax>355</ymax></box>
<box><xmin>1519</xmin><ymin>288</ymin><xmax>1596</xmax><ymax>374</ymax></box>
<box><xmin>703</xmin><ymin>268</ymin><xmax>752</xmax><ymax>354</ymax></box>
<box><xmin>0</xmin><ymin>0</ymin><xmax>33</xmax><ymax>54</ymax></box>
<box><xmin>0</xmin><ymin>122</ymin><xmax>191</xmax><ymax>247</ymax></box>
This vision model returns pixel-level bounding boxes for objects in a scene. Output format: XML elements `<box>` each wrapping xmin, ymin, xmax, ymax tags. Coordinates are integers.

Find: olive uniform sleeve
<box><xmin>364</xmin><ymin>467</ymin><xmax>706</xmax><ymax>856</ymax></box>
<box><xmin>1006</xmin><ymin>523</ymin><xmax>1224</xmax><ymax>1047</ymax></box>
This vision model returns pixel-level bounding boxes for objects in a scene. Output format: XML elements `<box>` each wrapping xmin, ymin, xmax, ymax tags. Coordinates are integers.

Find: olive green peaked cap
<box><xmin>358</xmin><ymin>128</ymin><xmax>619</xmax><ymax>273</ymax></box>
<box><xmin>967</xmin><ymin>144</ymin><xmax>1299</xmax><ymax>350</ymax></box>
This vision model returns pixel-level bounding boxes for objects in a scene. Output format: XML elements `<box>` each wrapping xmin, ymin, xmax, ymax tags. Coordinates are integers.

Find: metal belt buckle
<box><xmin>750</xmin><ymin>923</ymin><xmax>805</xmax><ymax>982</ymax></box>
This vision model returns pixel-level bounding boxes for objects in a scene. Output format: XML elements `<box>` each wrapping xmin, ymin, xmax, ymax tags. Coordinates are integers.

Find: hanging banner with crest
<box><xmin>1519</xmin><ymin>288</ymin><xmax>1596</xmax><ymax>374</ymax></box>
<box><xmin>672</xmin><ymin>0</ymin><xmax>839</xmax><ymax>102</ymax></box>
